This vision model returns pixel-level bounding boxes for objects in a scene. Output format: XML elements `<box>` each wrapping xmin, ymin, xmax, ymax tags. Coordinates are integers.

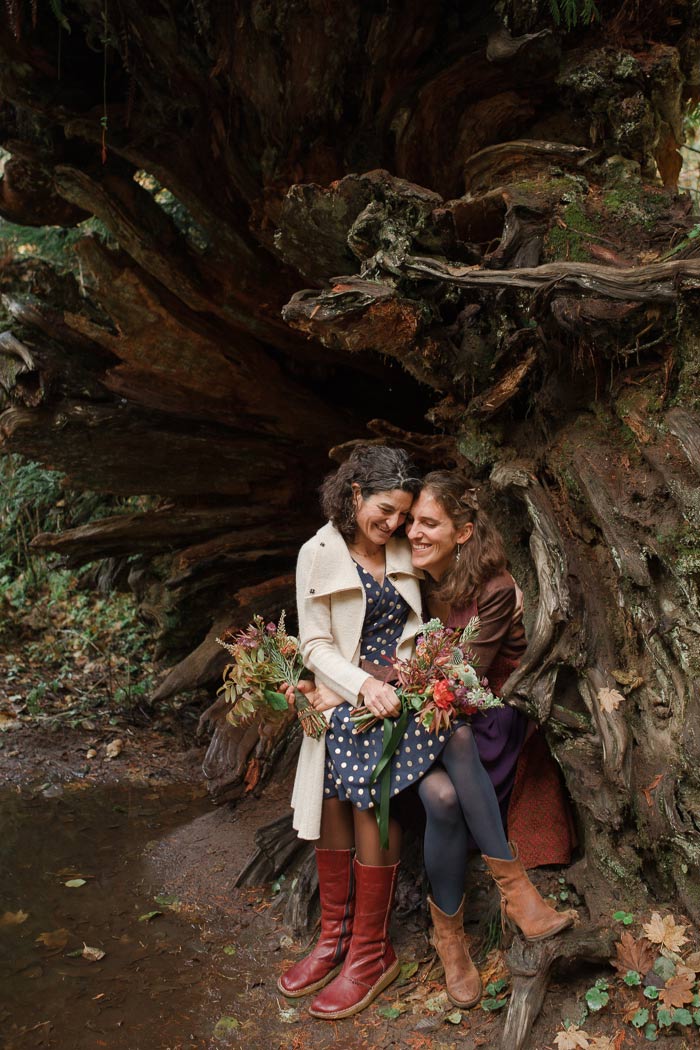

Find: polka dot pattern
<box><xmin>323</xmin><ymin>564</ymin><xmax>456</xmax><ymax>808</ymax></box>
<box><xmin>356</xmin><ymin>564</ymin><xmax>409</xmax><ymax>669</ymax></box>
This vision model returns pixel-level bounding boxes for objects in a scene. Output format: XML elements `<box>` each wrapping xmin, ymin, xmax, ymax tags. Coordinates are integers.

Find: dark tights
<box><xmin>417</xmin><ymin>725</ymin><xmax>512</xmax><ymax>914</ymax></box>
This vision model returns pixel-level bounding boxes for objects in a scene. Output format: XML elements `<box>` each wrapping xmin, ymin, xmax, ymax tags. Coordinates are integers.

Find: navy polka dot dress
<box><xmin>324</xmin><ymin>563</ymin><xmax>452</xmax><ymax>809</ymax></box>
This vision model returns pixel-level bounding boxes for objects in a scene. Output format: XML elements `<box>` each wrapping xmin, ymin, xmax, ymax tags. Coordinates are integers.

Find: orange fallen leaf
<box><xmin>658</xmin><ymin>971</ymin><xmax>695</xmax><ymax>1009</ymax></box>
<box><xmin>610</xmin><ymin>931</ymin><xmax>655</xmax><ymax>976</ymax></box>
<box><xmin>36</xmin><ymin>929</ymin><xmax>70</xmax><ymax>949</ymax></box>
<box><xmin>1</xmin><ymin>910</ymin><xmax>29</xmax><ymax>926</ymax></box>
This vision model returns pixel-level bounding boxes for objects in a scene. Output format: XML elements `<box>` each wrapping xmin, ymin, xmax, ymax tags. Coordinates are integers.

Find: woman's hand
<box><xmin>282</xmin><ymin>679</ymin><xmax>345</xmax><ymax>713</ymax></box>
<box><xmin>360</xmin><ymin>676</ymin><xmax>401</xmax><ymax>718</ymax></box>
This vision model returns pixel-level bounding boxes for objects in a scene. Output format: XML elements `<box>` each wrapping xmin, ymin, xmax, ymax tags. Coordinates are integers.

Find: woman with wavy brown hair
<box><xmin>405</xmin><ymin>470</ymin><xmax>575</xmax><ymax>1008</ymax></box>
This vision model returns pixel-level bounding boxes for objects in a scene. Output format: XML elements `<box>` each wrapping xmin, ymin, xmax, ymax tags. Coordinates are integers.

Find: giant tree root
<box><xmin>501</xmin><ymin>925</ymin><xmax>617</xmax><ymax>1050</ymax></box>
<box><xmin>236</xmin><ymin>814</ymin><xmax>316</xmax><ymax>934</ymax></box>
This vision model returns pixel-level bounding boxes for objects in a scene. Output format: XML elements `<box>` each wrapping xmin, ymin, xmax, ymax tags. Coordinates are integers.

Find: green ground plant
<box><xmin>0</xmin><ymin>455</ymin><xmax>157</xmax><ymax>724</ymax></box>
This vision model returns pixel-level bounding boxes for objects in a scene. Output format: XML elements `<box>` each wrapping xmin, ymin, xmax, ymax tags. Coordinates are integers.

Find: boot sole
<box><xmin>514</xmin><ymin>914</ymin><xmax>575</xmax><ymax>943</ymax></box>
<box><xmin>277</xmin><ymin>965</ymin><xmax>342</xmax><ymax>999</ymax></box>
<box><xmin>308</xmin><ymin>958</ymin><xmax>401</xmax><ymax>1019</ymax></box>
<box><xmin>447</xmin><ymin>982</ymin><xmax>483</xmax><ymax>1009</ymax></box>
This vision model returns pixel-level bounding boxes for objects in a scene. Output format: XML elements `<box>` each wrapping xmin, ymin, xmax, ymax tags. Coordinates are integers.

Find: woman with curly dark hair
<box><xmin>279</xmin><ymin>444</ymin><xmax>424</xmax><ymax>1017</ymax></box>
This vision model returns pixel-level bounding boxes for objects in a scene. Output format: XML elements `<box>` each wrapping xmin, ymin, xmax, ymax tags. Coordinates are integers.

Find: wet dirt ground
<box><xmin>2</xmin><ymin>728</ymin><xmax>697</xmax><ymax>1050</ymax></box>
<box><xmin>0</xmin><ymin>730</ymin><xmax>512</xmax><ymax>1050</ymax></box>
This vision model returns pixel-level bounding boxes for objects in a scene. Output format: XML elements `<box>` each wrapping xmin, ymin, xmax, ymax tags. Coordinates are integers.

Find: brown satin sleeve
<box><xmin>467</xmin><ymin>580</ymin><xmax>518</xmax><ymax>678</ymax></box>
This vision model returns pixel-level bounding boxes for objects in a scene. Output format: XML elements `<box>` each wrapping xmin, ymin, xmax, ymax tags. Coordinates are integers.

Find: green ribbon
<box><xmin>369</xmin><ymin>706</ymin><xmax>410</xmax><ymax>851</ymax></box>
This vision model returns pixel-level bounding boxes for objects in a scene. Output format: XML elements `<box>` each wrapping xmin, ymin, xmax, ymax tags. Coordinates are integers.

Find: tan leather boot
<box><xmin>428</xmin><ymin>896</ymin><xmax>482</xmax><ymax>1008</ymax></box>
<box><xmin>482</xmin><ymin>845</ymin><xmax>575</xmax><ymax>942</ymax></box>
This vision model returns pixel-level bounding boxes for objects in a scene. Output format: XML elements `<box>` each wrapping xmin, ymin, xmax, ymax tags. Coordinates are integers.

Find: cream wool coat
<box><xmin>290</xmin><ymin>520</ymin><xmax>423</xmax><ymax>840</ymax></box>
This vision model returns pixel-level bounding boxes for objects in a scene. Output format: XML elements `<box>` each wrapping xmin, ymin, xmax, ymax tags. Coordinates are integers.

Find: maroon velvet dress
<box><xmin>444</xmin><ymin>572</ymin><xmax>576</xmax><ymax>868</ymax></box>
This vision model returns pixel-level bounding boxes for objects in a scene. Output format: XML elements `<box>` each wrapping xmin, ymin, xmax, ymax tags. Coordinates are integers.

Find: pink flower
<box><xmin>433</xmin><ymin>680</ymin><xmax>455</xmax><ymax>710</ymax></box>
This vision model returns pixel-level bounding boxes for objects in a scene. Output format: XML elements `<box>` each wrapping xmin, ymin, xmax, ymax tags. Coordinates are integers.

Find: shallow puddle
<box><xmin>0</xmin><ymin>779</ymin><xmax>487</xmax><ymax>1050</ymax></box>
<box><xmin>0</xmin><ymin>782</ymin><xmax>233</xmax><ymax>1050</ymax></box>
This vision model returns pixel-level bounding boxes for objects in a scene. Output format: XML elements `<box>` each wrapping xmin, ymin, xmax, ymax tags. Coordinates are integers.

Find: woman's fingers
<box><xmin>360</xmin><ymin>679</ymin><xmax>401</xmax><ymax>717</ymax></box>
<box><xmin>295</xmin><ymin>679</ymin><xmax>315</xmax><ymax>696</ymax></box>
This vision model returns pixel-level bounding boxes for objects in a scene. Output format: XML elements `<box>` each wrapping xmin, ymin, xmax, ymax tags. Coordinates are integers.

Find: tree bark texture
<box><xmin>2</xmin><ymin>0</ymin><xmax>700</xmax><ymax>993</ymax></box>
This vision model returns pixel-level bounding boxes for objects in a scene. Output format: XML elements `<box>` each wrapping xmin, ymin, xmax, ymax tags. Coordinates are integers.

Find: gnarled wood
<box><xmin>501</xmin><ymin>926</ymin><xmax>617</xmax><ymax>1050</ymax></box>
<box><xmin>2</xmin><ymin>7</ymin><xmax>700</xmax><ymax>1045</ymax></box>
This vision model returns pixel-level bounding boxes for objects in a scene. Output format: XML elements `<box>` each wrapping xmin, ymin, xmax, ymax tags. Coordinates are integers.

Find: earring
<box><xmin>456</xmin><ymin>544</ymin><xmax>462</xmax><ymax>563</ymax></box>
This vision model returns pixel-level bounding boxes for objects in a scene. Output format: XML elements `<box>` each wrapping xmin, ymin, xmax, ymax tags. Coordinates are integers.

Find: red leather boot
<box><xmin>278</xmin><ymin>848</ymin><xmax>355</xmax><ymax>997</ymax></box>
<box><xmin>308</xmin><ymin>859</ymin><xmax>400</xmax><ymax>1019</ymax></box>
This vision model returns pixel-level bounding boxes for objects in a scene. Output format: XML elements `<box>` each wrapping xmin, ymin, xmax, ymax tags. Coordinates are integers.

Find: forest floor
<box><xmin>2</xmin><ymin>608</ymin><xmax>700</xmax><ymax>1050</ymax></box>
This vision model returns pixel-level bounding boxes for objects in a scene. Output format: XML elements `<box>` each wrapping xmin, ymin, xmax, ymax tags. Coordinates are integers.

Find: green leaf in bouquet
<box><xmin>264</xmin><ymin>689</ymin><xmax>290</xmax><ymax>711</ymax></box>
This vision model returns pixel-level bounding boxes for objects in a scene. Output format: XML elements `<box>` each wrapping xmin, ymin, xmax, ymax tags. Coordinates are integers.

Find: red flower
<box><xmin>461</xmin><ymin>703</ymin><xmax>479</xmax><ymax>716</ymax></box>
<box><xmin>433</xmin><ymin>680</ymin><xmax>456</xmax><ymax>710</ymax></box>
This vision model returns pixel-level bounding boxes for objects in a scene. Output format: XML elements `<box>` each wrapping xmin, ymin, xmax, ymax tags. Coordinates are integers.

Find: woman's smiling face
<box><xmin>353</xmin><ymin>486</ymin><xmax>414</xmax><ymax>547</ymax></box>
<box><xmin>406</xmin><ymin>489</ymin><xmax>473</xmax><ymax>579</ymax></box>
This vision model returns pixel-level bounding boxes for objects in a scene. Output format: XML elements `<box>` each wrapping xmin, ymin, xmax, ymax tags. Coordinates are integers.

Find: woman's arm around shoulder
<box><xmin>467</xmin><ymin>573</ymin><xmax>519</xmax><ymax>677</ymax></box>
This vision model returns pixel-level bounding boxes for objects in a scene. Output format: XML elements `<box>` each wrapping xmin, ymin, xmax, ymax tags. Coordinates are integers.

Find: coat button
<box><xmin>390</xmin><ymin>574</ymin><xmax>397</xmax><ymax>580</ymax></box>
<box><xmin>309</xmin><ymin>588</ymin><xmax>315</xmax><ymax>594</ymax></box>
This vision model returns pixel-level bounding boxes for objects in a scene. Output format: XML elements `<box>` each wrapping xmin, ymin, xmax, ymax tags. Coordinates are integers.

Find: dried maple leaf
<box><xmin>0</xmin><ymin>910</ymin><xmax>29</xmax><ymax>926</ymax></box>
<box><xmin>597</xmin><ymin>687</ymin><xmax>624</xmax><ymax>713</ymax></box>
<box><xmin>683</xmin><ymin>950</ymin><xmax>700</xmax><ymax>972</ymax></box>
<box><xmin>554</xmin><ymin>1026</ymin><xmax>590</xmax><ymax>1049</ymax></box>
<box><xmin>104</xmin><ymin>738</ymin><xmax>123</xmax><ymax>759</ymax></box>
<box><xmin>36</xmin><ymin>928</ymin><xmax>70</xmax><ymax>949</ymax></box>
<box><xmin>82</xmin><ymin>943</ymin><xmax>106</xmax><ymax>962</ymax></box>
<box><xmin>589</xmin><ymin>1036</ymin><xmax>616</xmax><ymax>1050</ymax></box>
<box><xmin>612</xmin><ymin>668</ymin><xmax>644</xmax><ymax>690</ymax></box>
<box><xmin>610</xmin><ymin>931</ymin><xmax>655</xmax><ymax>976</ymax></box>
<box><xmin>642</xmin><ymin>912</ymin><xmax>689</xmax><ymax>955</ymax></box>
<box><xmin>622</xmin><ymin>1000</ymin><xmax>643</xmax><ymax>1024</ymax></box>
<box><xmin>658</xmin><ymin>971</ymin><xmax>696</xmax><ymax>1009</ymax></box>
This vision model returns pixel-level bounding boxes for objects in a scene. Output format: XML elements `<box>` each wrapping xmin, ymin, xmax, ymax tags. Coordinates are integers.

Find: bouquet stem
<box><xmin>293</xmin><ymin>688</ymin><xmax>326</xmax><ymax>740</ymax></box>
<box><xmin>369</xmin><ymin>708</ymin><xmax>410</xmax><ymax>850</ymax></box>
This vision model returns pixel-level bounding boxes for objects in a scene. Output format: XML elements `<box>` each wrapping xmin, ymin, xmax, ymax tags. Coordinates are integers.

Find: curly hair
<box><xmin>420</xmin><ymin>470</ymin><xmax>507</xmax><ymax>606</ymax></box>
<box><xmin>320</xmin><ymin>445</ymin><xmax>422</xmax><ymax>540</ymax></box>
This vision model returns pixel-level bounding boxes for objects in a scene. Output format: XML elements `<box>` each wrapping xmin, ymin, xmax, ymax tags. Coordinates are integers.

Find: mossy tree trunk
<box><xmin>2</xmin><ymin>0</ymin><xmax>700</xmax><ymax>951</ymax></box>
